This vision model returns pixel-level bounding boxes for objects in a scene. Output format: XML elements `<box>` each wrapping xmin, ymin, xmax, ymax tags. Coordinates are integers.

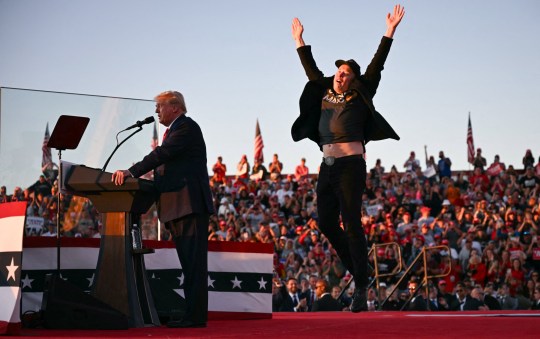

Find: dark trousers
<box><xmin>167</xmin><ymin>213</ymin><xmax>209</xmax><ymax>323</ymax></box>
<box><xmin>316</xmin><ymin>155</ymin><xmax>368</xmax><ymax>288</ymax></box>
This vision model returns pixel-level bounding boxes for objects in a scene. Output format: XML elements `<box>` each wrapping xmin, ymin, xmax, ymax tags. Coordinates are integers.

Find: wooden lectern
<box><xmin>63</xmin><ymin>164</ymin><xmax>160</xmax><ymax>327</ymax></box>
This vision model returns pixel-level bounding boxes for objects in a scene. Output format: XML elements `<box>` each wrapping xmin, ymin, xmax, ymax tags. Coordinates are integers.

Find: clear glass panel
<box><xmin>1</xmin><ymin>87</ymin><xmax>161</xmax><ymax>239</ymax></box>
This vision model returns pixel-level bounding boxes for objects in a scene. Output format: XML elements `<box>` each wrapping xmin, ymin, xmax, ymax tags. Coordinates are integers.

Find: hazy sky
<box><xmin>1</xmin><ymin>0</ymin><xmax>539</xmax><ymax>188</ymax></box>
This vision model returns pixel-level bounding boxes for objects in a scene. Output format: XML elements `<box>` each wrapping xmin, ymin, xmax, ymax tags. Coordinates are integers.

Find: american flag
<box><xmin>467</xmin><ymin>113</ymin><xmax>475</xmax><ymax>164</ymax></box>
<box><xmin>151</xmin><ymin>121</ymin><xmax>158</xmax><ymax>150</ymax></box>
<box><xmin>41</xmin><ymin>123</ymin><xmax>52</xmax><ymax>169</ymax></box>
<box><xmin>254</xmin><ymin>120</ymin><xmax>264</xmax><ymax>164</ymax></box>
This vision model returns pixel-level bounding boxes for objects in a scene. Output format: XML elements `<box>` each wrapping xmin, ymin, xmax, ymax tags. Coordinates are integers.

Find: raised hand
<box><xmin>385</xmin><ymin>4</ymin><xmax>405</xmax><ymax>38</ymax></box>
<box><xmin>291</xmin><ymin>17</ymin><xmax>305</xmax><ymax>48</ymax></box>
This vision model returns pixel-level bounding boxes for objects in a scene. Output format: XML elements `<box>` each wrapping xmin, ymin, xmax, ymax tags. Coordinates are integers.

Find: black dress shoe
<box><xmin>167</xmin><ymin>319</ymin><xmax>207</xmax><ymax>328</ymax></box>
<box><xmin>350</xmin><ymin>288</ymin><xmax>368</xmax><ymax>313</ymax></box>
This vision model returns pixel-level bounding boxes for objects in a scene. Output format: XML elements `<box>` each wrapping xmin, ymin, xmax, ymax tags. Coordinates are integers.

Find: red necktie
<box><xmin>162</xmin><ymin>128</ymin><xmax>169</xmax><ymax>141</ymax></box>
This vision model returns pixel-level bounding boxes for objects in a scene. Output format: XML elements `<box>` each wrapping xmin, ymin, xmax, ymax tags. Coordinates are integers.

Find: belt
<box><xmin>322</xmin><ymin>154</ymin><xmax>364</xmax><ymax>166</ymax></box>
<box><xmin>322</xmin><ymin>156</ymin><xmax>336</xmax><ymax>166</ymax></box>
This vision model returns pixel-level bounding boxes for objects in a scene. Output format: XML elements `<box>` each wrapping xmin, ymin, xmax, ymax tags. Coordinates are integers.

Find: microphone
<box><xmin>123</xmin><ymin>116</ymin><xmax>155</xmax><ymax>131</ymax></box>
<box><xmin>102</xmin><ymin>116</ymin><xmax>155</xmax><ymax>171</ymax></box>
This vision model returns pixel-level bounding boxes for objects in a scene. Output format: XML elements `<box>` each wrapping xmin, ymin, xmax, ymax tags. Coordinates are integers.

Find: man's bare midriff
<box><xmin>322</xmin><ymin>141</ymin><xmax>364</xmax><ymax>158</ymax></box>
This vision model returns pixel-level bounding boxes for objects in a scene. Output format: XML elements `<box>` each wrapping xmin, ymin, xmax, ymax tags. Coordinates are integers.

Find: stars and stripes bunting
<box><xmin>21</xmin><ymin>238</ymin><xmax>273</xmax><ymax>320</ymax></box>
<box><xmin>0</xmin><ymin>202</ymin><xmax>27</xmax><ymax>335</ymax></box>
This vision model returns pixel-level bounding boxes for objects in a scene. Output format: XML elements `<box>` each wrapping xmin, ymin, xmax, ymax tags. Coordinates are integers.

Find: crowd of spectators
<box><xmin>2</xmin><ymin>148</ymin><xmax>540</xmax><ymax>311</ymax></box>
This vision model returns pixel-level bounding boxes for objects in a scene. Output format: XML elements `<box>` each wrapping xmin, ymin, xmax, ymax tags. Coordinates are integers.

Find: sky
<box><xmin>1</xmin><ymin>0</ymin><xmax>539</xmax><ymax>189</ymax></box>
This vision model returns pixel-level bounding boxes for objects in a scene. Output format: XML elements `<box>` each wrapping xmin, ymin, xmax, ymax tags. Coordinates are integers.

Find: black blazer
<box><xmin>273</xmin><ymin>285</ymin><xmax>308</xmax><ymax>312</ymax></box>
<box><xmin>311</xmin><ymin>294</ymin><xmax>344</xmax><ymax>312</ymax></box>
<box><xmin>129</xmin><ymin>114</ymin><xmax>214</xmax><ymax>223</ymax></box>
<box><xmin>291</xmin><ymin>37</ymin><xmax>400</xmax><ymax>148</ymax></box>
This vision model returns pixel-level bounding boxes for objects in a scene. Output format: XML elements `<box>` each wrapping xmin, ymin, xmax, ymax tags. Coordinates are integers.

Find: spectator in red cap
<box><xmin>417</xmin><ymin>206</ymin><xmax>434</xmax><ymax>229</ymax></box>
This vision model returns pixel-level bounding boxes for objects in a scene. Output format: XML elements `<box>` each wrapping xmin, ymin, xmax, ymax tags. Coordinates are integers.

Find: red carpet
<box><xmin>16</xmin><ymin>311</ymin><xmax>539</xmax><ymax>338</ymax></box>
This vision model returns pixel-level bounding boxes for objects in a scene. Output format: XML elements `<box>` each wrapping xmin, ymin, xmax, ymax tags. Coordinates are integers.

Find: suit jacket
<box><xmin>273</xmin><ymin>285</ymin><xmax>308</xmax><ymax>312</ymax></box>
<box><xmin>129</xmin><ymin>114</ymin><xmax>214</xmax><ymax>223</ymax></box>
<box><xmin>484</xmin><ymin>294</ymin><xmax>501</xmax><ymax>310</ymax></box>
<box><xmin>498</xmin><ymin>295</ymin><xmax>519</xmax><ymax>310</ymax></box>
<box><xmin>450</xmin><ymin>295</ymin><xmax>481</xmax><ymax>311</ymax></box>
<box><xmin>409</xmin><ymin>296</ymin><xmax>428</xmax><ymax>311</ymax></box>
<box><xmin>463</xmin><ymin>297</ymin><xmax>486</xmax><ymax>311</ymax></box>
<box><xmin>291</xmin><ymin>37</ymin><xmax>400</xmax><ymax>148</ymax></box>
<box><xmin>305</xmin><ymin>288</ymin><xmax>316</xmax><ymax>311</ymax></box>
<box><xmin>311</xmin><ymin>294</ymin><xmax>344</xmax><ymax>312</ymax></box>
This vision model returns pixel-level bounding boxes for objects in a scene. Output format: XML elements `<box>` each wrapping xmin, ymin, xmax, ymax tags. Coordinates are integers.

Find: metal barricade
<box><xmin>381</xmin><ymin>245</ymin><xmax>452</xmax><ymax>310</ymax></box>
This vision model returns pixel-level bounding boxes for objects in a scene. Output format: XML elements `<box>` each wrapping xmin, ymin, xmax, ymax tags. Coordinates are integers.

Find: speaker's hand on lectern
<box><xmin>112</xmin><ymin>170</ymin><xmax>132</xmax><ymax>186</ymax></box>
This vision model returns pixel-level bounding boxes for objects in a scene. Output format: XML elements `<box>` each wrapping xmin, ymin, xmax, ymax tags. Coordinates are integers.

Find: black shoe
<box><xmin>167</xmin><ymin>319</ymin><xmax>207</xmax><ymax>328</ymax></box>
<box><xmin>350</xmin><ymin>288</ymin><xmax>368</xmax><ymax>313</ymax></box>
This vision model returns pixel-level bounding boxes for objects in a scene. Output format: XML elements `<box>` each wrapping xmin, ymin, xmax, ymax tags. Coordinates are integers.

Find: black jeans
<box><xmin>316</xmin><ymin>155</ymin><xmax>368</xmax><ymax>288</ymax></box>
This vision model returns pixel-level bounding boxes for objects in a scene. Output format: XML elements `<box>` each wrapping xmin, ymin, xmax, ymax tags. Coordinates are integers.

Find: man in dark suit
<box><xmin>497</xmin><ymin>283</ymin><xmax>518</xmax><ymax>310</ymax></box>
<box><xmin>290</xmin><ymin>5</ymin><xmax>405</xmax><ymax>313</ymax></box>
<box><xmin>531</xmin><ymin>286</ymin><xmax>540</xmax><ymax>310</ymax></box>
<box><xmin>112</xmin><ymin>90</ymin><xmax>214</xmax><ymax>328</ymax></box>
<box><xmin>449</xmin><ymin>283</ymin><xmax>468</xmax><ymax>311</ymax></box>
<box><xmin>311</xmin><ymin>279</ymin><xmax>344</xmax><ymax>312</ymax></box>
<box><xmin>467</xmin><ymin>287</ymin><xmax>489</xmax><ymax>311</ymax></box>
<box><xmin>273</xmin><ymin>278</ymin><xmax>308</xmax><ymax>312</ymax></box>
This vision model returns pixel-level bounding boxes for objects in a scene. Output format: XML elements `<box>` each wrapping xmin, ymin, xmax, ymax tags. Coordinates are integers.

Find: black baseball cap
<box><xmin>335</xmin><ymin>59</ymin><xmax>361</xmax><ymax>78</ymax></box>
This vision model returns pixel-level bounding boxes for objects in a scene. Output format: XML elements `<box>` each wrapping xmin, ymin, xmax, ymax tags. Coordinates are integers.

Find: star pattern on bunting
<box><xmin>6</xmin><ymin>257</ymin><xmax>18</xmax><ymax>281</ymax></box>
<box><xmin>87</xmin><ymin>273</ymin><xmax>95</xmax><ymax>287</ymax></box>
<box><xmin>257</xmin><ymin>276</ymin><xmax>267</xmax><ymax>290</ymax></box>
<box><xmin>173</xmin><ymin>288</ymin><xmax>185</xmax><ymax>299</ymax></box>
<box><xmin>21</xmin><ymin>274</ymin><xmax>34</xmax><ymax>289</ymax></box>
<box><xmin>231</xmin><ymin>276</ymin><xmax>242</xmax><ymax>289</ymax></box>
<box><xmin>177</xmin><ymin>273</ymin><xmax>184</xmax><ymax>286</ymax></box>
<box><xmin>208</xmin><ymin>275</ymin><xmax>215</xmax><ymax>288</ymax></box>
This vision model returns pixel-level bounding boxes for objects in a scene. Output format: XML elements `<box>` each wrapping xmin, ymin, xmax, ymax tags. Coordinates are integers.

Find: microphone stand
<box><xmin>102</xmin><ymin>127</ymin><xmax>143</xmax><ymax>172</ymax></box>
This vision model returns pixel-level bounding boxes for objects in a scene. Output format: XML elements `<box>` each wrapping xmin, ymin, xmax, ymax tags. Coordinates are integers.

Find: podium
<box><xmin>63</xmin><ymin>163</ymin><xmax>160</xmax><ymax>327</ymax></box>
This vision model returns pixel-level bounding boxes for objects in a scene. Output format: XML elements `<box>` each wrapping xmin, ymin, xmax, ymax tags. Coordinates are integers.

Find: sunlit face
<box><xmin>287</xmin><ymin>279</ymin><xmax>298</xmax><ymax>294</ymax></box>
<box><xmin>331</xmin><ymin>286</ymin><xmax>341</xmax><ymax>299</ymax></box>
<box><xmin>155</xmin><ymin>101</ymin><xmax>179</xmax><ymax>127</ymax></box>
<box><xmin>333</xmin><ymin>65</ymin><xmax>355</xmax><ymax>94</ymax></box>
<box><xmin>315</xmin><ymin>282</ymin><xmax>326</xmax><ymax>298</ymax></box>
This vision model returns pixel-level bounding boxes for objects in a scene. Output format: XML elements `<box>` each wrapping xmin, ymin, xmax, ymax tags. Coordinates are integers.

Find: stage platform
<box><xmin>18</xmin><ymin>311</ymin><xmax>539</xmax><ymax>338</ymax></box>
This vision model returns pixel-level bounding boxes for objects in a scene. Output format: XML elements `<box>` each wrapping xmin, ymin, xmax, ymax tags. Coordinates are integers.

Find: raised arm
<box><xmin>291</xmin><ymin>17</ymin><xmax>305</xmax><ymax>48</ymax></box>
<box><xmin>362</xmin><ymin>5</ymin><xmax>405</xmax><ymax>96</ymax></box>
<box><xmin>384</xmin><ymin>4</ymin><xmax>405</xmax><ymax>38</ymax></box>
<box><xmin>292</xmin><ymin>17</ymin><xmax>324</xmax><ymax>80</ymax></box>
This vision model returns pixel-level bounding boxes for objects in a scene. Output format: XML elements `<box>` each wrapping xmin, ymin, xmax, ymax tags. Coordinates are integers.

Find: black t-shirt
<box><xmin>318</xmin><ymin>89</ymin><xmax>369</xmax><ymax>146</ymax></box>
